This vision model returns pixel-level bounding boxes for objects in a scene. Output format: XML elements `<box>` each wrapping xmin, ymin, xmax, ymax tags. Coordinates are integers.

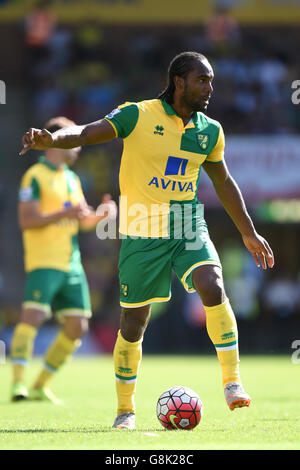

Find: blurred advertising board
<box><xmin>1</xmin><ymin>0</ymin><xmax>300</xmax><ymax>24</ymax></box>
<box><xmin>198</xmin><ymin>135</ymin><xmax>300</xmax><ymax>207</ymax></box>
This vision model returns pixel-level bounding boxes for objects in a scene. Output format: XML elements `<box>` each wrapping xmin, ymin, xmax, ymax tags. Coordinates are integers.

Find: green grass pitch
<box><xmin>0</xmin><ymin>355</ymin><xmax>299</xmax><ymax>450</ymax></box>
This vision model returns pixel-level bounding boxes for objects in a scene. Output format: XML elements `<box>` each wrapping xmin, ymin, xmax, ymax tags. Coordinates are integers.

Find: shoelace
<box><xmin>117</xmin><ymin>413</ymin><xmax>133</xmax><ymax>425</ymax></box>
<box><xmin>225</xmin><ymin>383</ymin><xmax>241</xmax><ymax>393</ymax></box>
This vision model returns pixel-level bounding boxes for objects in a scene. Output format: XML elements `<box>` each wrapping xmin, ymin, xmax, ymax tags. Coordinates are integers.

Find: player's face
<box><xmin>182</xmin><ymin>60</ymin><xmax>214</xmax><ymax>112</ymax></box>
<box><xmin>64</xmin><ymin>147</ymin><xmax>81</xmax><ymax>166</ymax></box>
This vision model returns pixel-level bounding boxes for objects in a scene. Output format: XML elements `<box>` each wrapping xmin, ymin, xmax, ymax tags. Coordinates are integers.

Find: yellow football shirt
<box><xmin>19</xmin><ymin>156</ymin><xmax>84</xmax><ymax>272</ymax></box>
<box><xmin>105</xmin><ymin>99</ymin><xmax>225</xmax><ymax>237</ymax></box>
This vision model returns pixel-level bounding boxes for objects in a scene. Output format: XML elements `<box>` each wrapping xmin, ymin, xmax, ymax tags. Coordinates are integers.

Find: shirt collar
<box><xmin>160</xmin><ymin>99</ymin><xmax>178</xmax><ymax>116</ymax></box>
<box><xmin>38</xmin><ymin>156</ymin><xmax>67</xmax><ymax>171</ymax></box>
<box><xmin>160</xmin><ymin>99</ymin><xmax>199</xmax><ymax>126</ymax></box>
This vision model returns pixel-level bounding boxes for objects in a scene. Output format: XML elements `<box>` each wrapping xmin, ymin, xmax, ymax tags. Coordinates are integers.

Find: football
<box><xmin>156</xmin><ymin>386</ymin><xmax>203</xmax><ymax>430</ymax></box>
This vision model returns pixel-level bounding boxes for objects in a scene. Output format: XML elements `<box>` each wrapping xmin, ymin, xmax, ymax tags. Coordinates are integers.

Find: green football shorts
<box><xmin>23</xmin><ymin>267</ymin><xmax>92</xmax><ymax>320</ymax></box>
<box><xmin>118</xmin><ymin>222</ymin><xmax>221</xmax><ymax>308</ymax></box>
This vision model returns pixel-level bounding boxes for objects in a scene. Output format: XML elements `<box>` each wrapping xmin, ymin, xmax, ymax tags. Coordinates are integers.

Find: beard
<box><xmin>182</xmin><ymin>87</ymin><xmax>208</xmax><ymax>112</ymax></box>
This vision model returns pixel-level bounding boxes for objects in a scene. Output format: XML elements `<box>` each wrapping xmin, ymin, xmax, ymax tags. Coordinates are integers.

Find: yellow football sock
<box><xmin>113</xmin><ymin>330</ymin><xmax>142</xmax><ymax>415</ymax></box>
<box><xmin>204</xmin><ymin>299</ymin><xmax>241</xmax><ymax>387</ymax></box>
<box><xmin>10</xmin><ymin>322</ymin><xmax>37</xmax><ymax>383</ymax></box>
<box><xmin>32</xmin><ymin>331</ymin><xmax>81</xmax><ymax>389</ymax></box>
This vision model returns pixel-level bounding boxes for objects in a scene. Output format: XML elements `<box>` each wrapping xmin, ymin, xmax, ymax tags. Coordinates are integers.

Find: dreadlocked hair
<box><xmin>157</xmin><ymin>51</ymin><xmax>208</xmax><ymax>104</ymax></box>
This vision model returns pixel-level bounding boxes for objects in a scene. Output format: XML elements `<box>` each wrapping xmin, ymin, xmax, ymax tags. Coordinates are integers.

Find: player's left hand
<box><xmin>242</xmin><ymin>231</ymin><xmax>274</xmax><ymax>269</ymax></box>
<box><xmin>96</xmin><ymin>193</ymin><xmax>118</xmax><ymax>220</ymax></box>
<box><xmin>77</xmin><ymin>199</ymin><xmax>94</xmax><ymax>218</ymax></box>
<box><xmin>20</xmin><ymin>128</ymin><xmax>54</xmax><ymax>155</ymax></box>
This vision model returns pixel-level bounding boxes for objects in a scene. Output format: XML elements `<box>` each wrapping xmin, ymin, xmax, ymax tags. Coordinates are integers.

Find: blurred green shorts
<box><xmin>23</xmin><ymin>268</ymin><xmax>92</xmax><ymax>321</ymax></box>
<box><xmin>118</xmin><ymin>223</ymin><xmax>221</xmax><ymax>308</ymax></box>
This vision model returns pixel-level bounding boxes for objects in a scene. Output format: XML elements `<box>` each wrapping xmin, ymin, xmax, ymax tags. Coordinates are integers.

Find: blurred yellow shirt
<box><xmin>19</xmin><ymin>156</ymin><xmax>84</xmax><ymax>272</ymax></box>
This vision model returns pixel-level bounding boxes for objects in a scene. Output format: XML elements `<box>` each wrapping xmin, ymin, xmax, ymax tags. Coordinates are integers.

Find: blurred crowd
<box><xmin>22</xmin><ymin>3</ymin><xmax>300</xmax><ymax>134</ymax></box>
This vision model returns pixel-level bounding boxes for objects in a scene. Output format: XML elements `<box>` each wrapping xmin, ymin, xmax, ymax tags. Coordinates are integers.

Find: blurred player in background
<box><xmin>19</xmin><ymin>52</ymin><xmax>274</xmax><ymax>427</ymax></box>
<box><xmin>11</xmin><ymin>116</ymin><xmax>117</xmax><ymax>403</ymax></box>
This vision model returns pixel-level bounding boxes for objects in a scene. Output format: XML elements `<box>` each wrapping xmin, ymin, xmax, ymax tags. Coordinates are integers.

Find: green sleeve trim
<box><xmin>31</xmin><ymin>177</ymin><xmax>40</xmax><ymax>199</ymax></box>
<box><xmin>107</xmin><ymin>104</ymin><xmax>139</xmax><ymax>139</ymax></box>
<box><xmin>205</xmin><ymin>123</ymin><xmax>225</xmax><ymax>162</ymax></box>
<box><xmin>19</xmin><ymin>176</ymin><xmax>40</xmax><ymax>201</ymax></box>
<box><xmin>204</xmin><ymin>160</ymin><xmax>223</xmax><ymax>164</ymax></box>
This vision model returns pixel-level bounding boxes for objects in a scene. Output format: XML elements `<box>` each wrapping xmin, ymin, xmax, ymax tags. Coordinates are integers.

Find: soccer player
<box><xmin>20</xmin><ymin>52</ymin><xmax>274</xmax><ymax>426</ymax></box>
<box><xmin>12</xmin><ymin>116</ymin><xmax>117</xmax><ymax>403</ymax></box>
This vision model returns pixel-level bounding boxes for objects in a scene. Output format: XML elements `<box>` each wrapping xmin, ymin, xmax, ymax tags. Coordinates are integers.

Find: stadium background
<box><xmin>0</xmin><ymin>0</ymin><xmax>299</xmax><ymax>358</ymax></box>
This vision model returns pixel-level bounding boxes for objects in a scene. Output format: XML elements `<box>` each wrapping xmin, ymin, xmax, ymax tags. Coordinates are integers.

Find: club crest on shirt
<box><xmin>33</xmin><ymin>290</ymin><xmax>42</xmax><ymax>300</ymax></box>
<box><xmin>197</xmin><ymin>133</ymin><xmax>209</xmax><ymax>150</ymax></box>
<box><xmin>121</xmin><ymin>283</ymin><xmax>129</xmax><ymax>297</ymax></box>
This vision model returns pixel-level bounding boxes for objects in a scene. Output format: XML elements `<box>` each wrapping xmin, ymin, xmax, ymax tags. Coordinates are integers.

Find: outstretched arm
<box><xmin>20</xmin><ymin>119</ymin><xmax>116</xmax><ymax>155</ymax></box>
<box><xmin>202</xmin><ymin>159</ymin><xmax>274</xmax><ymax>270</ymax></box>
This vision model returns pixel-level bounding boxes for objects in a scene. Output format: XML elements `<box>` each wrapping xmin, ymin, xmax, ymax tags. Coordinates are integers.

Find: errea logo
<box><xmin>154</xmin><ymin>125</ymin><xmax>164</xmax><ymax>136</ymax></box>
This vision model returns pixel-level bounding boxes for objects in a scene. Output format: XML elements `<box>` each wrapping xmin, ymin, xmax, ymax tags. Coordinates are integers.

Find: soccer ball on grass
<box><xmin>156</xmin><ymin>386</ymin><xmax>203</xmax><ymax>430</ymax></box>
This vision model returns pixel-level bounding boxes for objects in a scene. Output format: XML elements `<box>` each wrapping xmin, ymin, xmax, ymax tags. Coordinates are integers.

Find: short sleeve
<box><xmin>19</xmin><ymin>173</ymin><xmax>40</xmax><ymax>202</ymax></box>
<box><xmin>105</xmin><ymin>102</ymin><xmax>139</xmax><ymax>139</ymax></box>
<box><xmin>205</xmin><ymin>124</ymin><xmax>225</xmax><ymax>163</ymax></box>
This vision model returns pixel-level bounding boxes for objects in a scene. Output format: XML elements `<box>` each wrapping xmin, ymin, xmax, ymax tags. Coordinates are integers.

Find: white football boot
<box><xmin>224</xmin><ymin>382</ymin><xmax>251</xmax><ymax>410</ymax></box>
<box><xmin>112</xmin><ymin>412</ymin><xmax>135</xmax><ymax>430</ymax></box>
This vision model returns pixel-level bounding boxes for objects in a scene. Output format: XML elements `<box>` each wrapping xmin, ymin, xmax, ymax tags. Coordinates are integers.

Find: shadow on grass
<box><xmin>0</xmin><ymin>428</ymin><xmax>166</xmax><ymax>434</ymax></box>
<box><xmin>261</xmin><ymin>418</ymin><xmax>299</xmax><ymax>422</ymax></box>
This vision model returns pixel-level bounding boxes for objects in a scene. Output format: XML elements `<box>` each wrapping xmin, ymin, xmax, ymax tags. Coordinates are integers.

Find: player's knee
<box><xmin>79</xmin><ymin>317</ymin><xmax>89</xmax><ymax>336</ymax></box>
<box><xmin>192</xmin><ymin>266</ymin><xmax>226</xmax><ymax>306</ymax></box>
<box><xmin>121</xmin><ymin>306</ymin><xmax>151</xmax><ymax>342</ymax></box>
<box><xmin>21</xmin><ymin>308</ymin><xmax>47</xmax><ymax>328</ymax></box>
<box><xmin>63</xmin><ymin>316</ymin><xmax>89</xmax><ymax>340</ymax></box>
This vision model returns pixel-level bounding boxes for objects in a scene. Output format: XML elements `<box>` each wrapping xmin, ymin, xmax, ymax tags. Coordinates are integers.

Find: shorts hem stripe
<box><xmin>22</xmin><ymin>301</ymin><xmax>51</xmax><ymax>314</ymax></box>
<box><xmin>55</xmin><ymin>308</ymin><xmax>92</xmax><ymax>317</ymax></box>
<box><xmin>120</xmin><ymin>296</ymin><xmax>171</xmax><ymax>308</ymax></box>
<box><xmin>181</xmin><ymin>260</ymin><xmax>222</xmax><ymax>292</ymax></box>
